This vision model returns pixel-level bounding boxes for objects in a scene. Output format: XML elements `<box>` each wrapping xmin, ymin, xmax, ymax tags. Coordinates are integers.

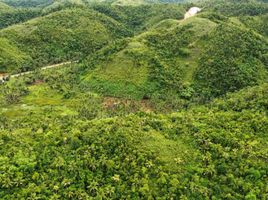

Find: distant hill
<box><xmin>91</xmin><ymin>4</ymin><xmax>186</xmax><ymax>33</ymax></box>
<box><xmin>93</xmin><ymin>0</ymin><xmax>191</xmax><ymax>5</ymax></box>
<box><xmin>197</xmin><ymin>0</ymin><xmax>268</xmax><ymax>16</ymax></box>
<box><xmin>0</xmin><ymin>1</ymin><xmax>268</xmax><ymax>199</ymax></box>
<box><xmin>82</xmin><ymin>13</ymin><xmax>268</xmax><ymax>100</ymax></box>
<box><xmin>0</xmin><ymin>0</ymin><xmax>53</xmax><ymax>7</ymax></box>
<box><xmin>42</xmin><ymin>0</ymin><xmax>86</xmax><ymax>12</ymax></box>
<box><xmin>0</xmin><ymin>3</ymin><xmax>188</xmax><ymax>73</ymax></box>
<box><xmin>81</xmin><ymin>16</ymin><xmax>217</xmax><ymax>99</ymax></box>
<box><xmin>0</xmin><ymin>7</ymin><xmax>41</xmax><ymax>29</ymax></box>
<box><xmin>0</xmin><ymin>0</ymin><xmax>191</xmax><ymax>8</ymax></box>
<box><xmin>0</xmin><ymin>7</ymin><xmax>131</xmax><ymax>73</ymax></box>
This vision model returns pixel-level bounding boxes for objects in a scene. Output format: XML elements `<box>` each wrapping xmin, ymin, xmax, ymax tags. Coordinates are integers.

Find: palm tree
<box><xmin>87</xmin><ymin>180</ymin><xmax>99</xmax><ymax>196</ymax></box>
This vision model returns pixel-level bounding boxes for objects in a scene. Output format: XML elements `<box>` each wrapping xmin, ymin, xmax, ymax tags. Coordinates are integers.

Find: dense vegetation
<box><xmin>0</xmin><ymin>0</ymin><xmax>53</xmax><ymax>7</ymax></box>
<box><xmin>0</xmin><ymin>0</ymin><xmax>267</xmax><ymax>199</ymax></box>
<box><xmin>0</xmin><ymin>70</ymin><xmax>267</xmax><ymax>199</ymax></box>
<box><xmin>198</xmin><ymin>0</ymin><xmax>268</xmax><ymax>16</ymax></box>
<box><xmin>82</xmin><ymin>13</ymin><xmax>267</xmax><ymax>101</ymax></box>
<box><xmin>91</xmin><ymin>3</ymin><xmax>186</xmax><ymax>32</ymax></box>
<box><xmin>0</xmin><ymin>7</ymin><xmax>41</xmax><ymax>29</ymax></box>
<box><xmin>194</xmin><ymin>23</ymin><xmax>267</xmax><ymax>99</ymax></box>
<box><xmin>0</xmin><ymin>7</ymin><xmax>131</xmax><ymax>73</ymax></box>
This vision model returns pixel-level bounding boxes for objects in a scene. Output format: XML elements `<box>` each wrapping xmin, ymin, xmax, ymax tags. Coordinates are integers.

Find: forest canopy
<box><xmin>0</xmin><ymin>0</ymin><xmax>267</xmax><ymax>199</ymax></box>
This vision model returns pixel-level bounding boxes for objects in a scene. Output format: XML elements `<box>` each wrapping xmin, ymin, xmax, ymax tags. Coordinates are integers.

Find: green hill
<box><xmin>0</xmin><ymin>7</ymin><xmax>41</xmax><ymax>29</ymax></box>
<box><xmin>0</xmin><ymin>3</ymin><xmax>187</xmax><ymax>73</ymax></box>
<box><xmin>0</xmin><ymin>7</ymin><xmax>131</xmax><ymax>73</ymax></box>
<box><xmin>0</xmin><ymin>1</ymin><xmax>12</xmax><ymax>11</ymax></box>
<box><xmin>109</xmin><ymin>0</ymin><xmax>192</xmax><ymax>5</ymax></box>
<box><xmin>42</xmin><ymin>0</ymin><xmax>86</xmax><ymax>12</ymax></box>
<box><xmin>111</xmin><ymin>0</ymin><xmax>148</xmax><ymax>6</ymax></box>
<box><xmin>193</xmin><ymin>23</ymin><xmax>267</xmax><ymax>99</ymax></box>
<box><xmin>0</xmin><ymin>1</ymin><xmax>268</xmax><ymax>199</ymax></box>
<box><xmin>91</xmin><ymin>4</ymin><xmax>186</xmax><ymax>33</ymax></box>
<box><xmin>81</xmin><ymin>12</ymin><xmax>267</xmax><ymax>101</ymax></box>
<box><xmin>198</xmin><ymin>0</ymin><xmax>268</xmax><ymax>16</ymax></box>
<box><xmin>0</xmin><ymin>1</ymin><xmax>42</xmax><ymax>29</ymax></box>
<box><xmin>0</xmin><ymin>0</ymin><xmax>53</xmax><ymax>7</ymax></box>
<box><xmin>81</xmin><ymin>16</ymin><xmax>216</xmax><ymax>99</ymax></box>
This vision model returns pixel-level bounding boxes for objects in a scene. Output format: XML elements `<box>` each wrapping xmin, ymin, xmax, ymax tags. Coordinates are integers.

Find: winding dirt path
<box><xmin>10</xmin><ymin>61</ymin><xmax>77</xmax><ymax>79</ymax></box>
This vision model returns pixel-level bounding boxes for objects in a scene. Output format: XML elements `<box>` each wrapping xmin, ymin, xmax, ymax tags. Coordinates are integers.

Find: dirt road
<box><xmin>10</xmin><ymin>61</ymin><xmax>77</xmax><ymax>79</ymax></box>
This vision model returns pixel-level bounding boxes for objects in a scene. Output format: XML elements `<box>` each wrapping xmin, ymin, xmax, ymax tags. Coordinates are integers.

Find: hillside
<box><xmin>0</xmin><ymin>38</ymin><xmax>32</xmax><ymax>72</ymax></box>
<box><xmin>0</xmin><ymin>1</ymin><xmax>42</xmax><ymax>29</ymax></box>
<box><xmin>42</xmin><ymin>0</ymin><xmax>87</xmax><ymax>12</ymax></box>
<box><xmin>193</xmin><ymin>22</ymin><xmax>267</xmax><ymax>99</ymax></box>
<box><xmin>91</xmin><ymin>3</ymin><xmax>186</xmax><ymax>32</ymax></box>
<box><xmin>0</xmin><ymin>1</ymin><xmax>12</xmax><ymax>10</ymax></box>
<box><xmin>238</xmin><ymin>14</ymin><xmax>268</xmax><ymax>36</ymax></box>
<box><xmin>0</xmin><ymin>0</ymin><xmax>53</xmax><ymax>7</ymax></box>
<box><xmin>0</xmin><ymin>0</ymin><xmax>268</xmax><ymax>199</ymax></box>
<box><xmin>0</xmin><ymin>70</ymin><xmax>267</xmax><ymax>199</ymax></box>
<box><xmin>0</xmin><ymin>7</ymin><xmax>131</xmax><ymax>73</ymax></box>
<box><xmin>81</xmin><ymin>14</ymin><xmax>267</xmax><ymax>102</ymax></box>
<box><xmin>0</xmin><ymin>7</ymin><xmax>41</xmax><ymax>29</ymax></box>
<box><xmin>197</xmin><ymin>0</ymin><xmax>268</xmax><ymax>16</ymax></box>
<box><xmin>0</xmin><ymin>3</ymin><xmax>188</xmax><ymax>73</ymax></box>
<box><xmin>81</xmin><ymin>16</ymin><xmax>214</xmax><ymax>97</ymax></box>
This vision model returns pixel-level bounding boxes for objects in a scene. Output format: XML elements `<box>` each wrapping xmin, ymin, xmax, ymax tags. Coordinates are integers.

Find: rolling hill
<box><xmin>91</xmin><ymin>3</ymin><xmax>186</xmax><ymax>32</ymax></box>
<box><xmin>0</xmin><ymin>3</ymin><xmax>188</xmax><ymax>73</ymax></box>
<box><xmin>0</xmin><ymin>1</ymin><xmax>268</xmax><ymax>199</ymax></box>
<box><xmin>0</xmin><ymin>7</ymin><xmax>41</xmax><ymax>29</ymax></box>
<box><xmin>0</xmin><ymin>7</ymin><xmax>131</xmax><ymax>73</ymax></box>
<box><xmin>193</xmin><ymin>22</ymin><xmax>267</xmax><ymax>99</ymax></box>
<box><xmin>81</xmin><ymin>12</ymin><xmax>267</xmax><ymax>101</ymax></box>
<box><xmin>197</xmin><ymin>0</ymin><xmax>268</xmax><ymax>16</ymax></box>
<box><xmin>0</xmin><ymin>0</ymin><xmax>53</xmax><ymax>7</ymax></box>
<box><xmin>81</xmin><ymin>16</ymin><xmax>215</xmax><ymax>97</ymax></box>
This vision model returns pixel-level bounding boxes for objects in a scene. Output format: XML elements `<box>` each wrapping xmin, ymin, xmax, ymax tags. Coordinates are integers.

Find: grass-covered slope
<box><xmin>81</xmin><ymin>16</ymin><xmax>217</xmax><ymax>99</ymax></box>
<box><xmin>0</xmin><ymin>7</ymin><xmax>131</xmax><ymax>73</ymax></box>
<box><xmin>82</xmin><ymin>39</ymin><xmax>155</xmax><ymax>99</ymax></box>
<box><xmin>82</xmin><ymin>12</ymin><xmax>267</xmax><ymax>101</ymax></box>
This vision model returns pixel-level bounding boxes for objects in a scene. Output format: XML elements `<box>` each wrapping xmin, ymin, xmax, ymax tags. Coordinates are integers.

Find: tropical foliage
<box><xmin>0</xmin><ymin>0</ymin><xmax>267</xmax><ymax>199</ymax></box>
